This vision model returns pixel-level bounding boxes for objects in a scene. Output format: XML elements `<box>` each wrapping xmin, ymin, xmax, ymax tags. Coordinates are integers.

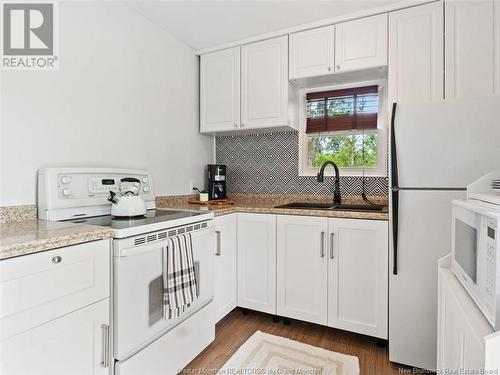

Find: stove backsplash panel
<box><xmin>215</xmin><ymin>131</ymin><xmax>388</xmax><ymax>196</ymax></box>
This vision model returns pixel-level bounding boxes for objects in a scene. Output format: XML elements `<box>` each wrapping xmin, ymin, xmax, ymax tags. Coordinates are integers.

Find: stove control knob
<box><xmin>142</xmin><ymin>177</ymin><xmax>149</xmax><ymax>184</ymax></box>
<box><xmin>143</xmin><ymin>186</ymin><xmax>150</xmax><ymax>192</ymax></box>
<box><xmin>62</xmin><ymin>188</ymin><xmax>72</xmax><ymax>197</ymax></box>
<box><xmin>61</xmin><ymin>176</ymin><xmax>71</xmax><ymax>184</ymax></box>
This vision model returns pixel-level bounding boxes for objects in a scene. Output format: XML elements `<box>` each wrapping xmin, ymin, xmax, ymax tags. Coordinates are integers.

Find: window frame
<box><xmin>298</xmin><ymin>80</ymin><xmax>388</xmax><ymax>177</ymax></box>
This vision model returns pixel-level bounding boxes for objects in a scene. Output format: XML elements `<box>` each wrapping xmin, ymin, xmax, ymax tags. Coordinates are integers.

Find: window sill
<box><xmin>299</xmin><ymin>168</ymin><xmax>387</xmax><ymax>178</ymax></box>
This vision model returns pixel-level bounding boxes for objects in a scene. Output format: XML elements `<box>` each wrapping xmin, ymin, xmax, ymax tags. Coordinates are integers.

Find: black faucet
<box><xmin>317</xmin><ymin>161</ymin><xmax>341</xmax><ymax>205</ymax></box>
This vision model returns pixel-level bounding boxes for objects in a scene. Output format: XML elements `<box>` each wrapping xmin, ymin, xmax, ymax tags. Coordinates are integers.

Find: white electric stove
<box><xmin>37</xmin><ymin>167</ymin><xmax>216</xmax><ymax>375</ymax></box>
<box><xmin>37</xmin><ymin>167</ymin><xmax>213</xmax><ymax>236</ymax></box>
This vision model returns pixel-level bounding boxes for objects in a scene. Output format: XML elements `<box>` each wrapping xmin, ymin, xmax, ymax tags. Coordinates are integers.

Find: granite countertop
<box><xmin>0</xmin><ymin>220</ymin><xmax>114</xmax><ymax>260</ymax></box>
<box><xmin>156</xmin><ymin>194</ymin><xmax>389</xmax><ymax>221</ymax></box>
<box><xmin>0</xmin><ymin>193</ymin><xmax>387</xmax><ymax>260</ymax></box>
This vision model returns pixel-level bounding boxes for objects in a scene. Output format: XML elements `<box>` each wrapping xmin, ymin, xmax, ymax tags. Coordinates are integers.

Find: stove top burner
<box><xmin>66</xmin><ymin>209</ymin><xmax>204</xmax><ymax>230</ymax></box>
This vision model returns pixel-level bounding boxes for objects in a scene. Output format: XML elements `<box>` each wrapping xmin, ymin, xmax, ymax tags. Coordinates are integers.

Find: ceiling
<box><xmin>124</xmin><ymin>1</ymin><xmax>402</xmax><ymax>51</ymax></box>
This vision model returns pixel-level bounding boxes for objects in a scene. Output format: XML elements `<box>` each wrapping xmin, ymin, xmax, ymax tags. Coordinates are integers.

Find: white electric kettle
<box><xmin>108</xmin><ymin>177</ymin><xmax>147</xmax><ymax>217</ymax></box>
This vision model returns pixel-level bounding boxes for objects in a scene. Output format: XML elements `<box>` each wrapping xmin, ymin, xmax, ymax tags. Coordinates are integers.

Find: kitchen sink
<box><xmin>273</xmin><ymin>202</ymin><xmax>335</xmax><ymax>209</ymax></box>
<box><xmin>274</xmin><ymin>202</ymin><xmax>387</xmax><ymax>212</ymax></box>
<box><xmin>331</xmin><ymin>204</ymin><xmax>386</xmax><ymax>212</ymax></box>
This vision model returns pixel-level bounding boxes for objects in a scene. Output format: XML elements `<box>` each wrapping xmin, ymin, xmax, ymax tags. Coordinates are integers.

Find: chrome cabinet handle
<box><xmin>52</xmin><ymin>256</ymin><xmax>62</xmax><ymax>264</ymax></box>
<box><xmin>327</xmin><ymin>66</ymin><xmax>332</xmax><ymax>71</ymax></box>
<box><xmin>241</xmin><ymin>123</ymin><xmax>245</xmax><ymax>128</ymax></box>
<box><xmin>234</xmin><ymin>123</ymin><xmax>238</xmax><ymax>128</ymax></box>
<box><xmin>336</xmin><ymin>64</ymin><xmax>341</xmax><ymax>70</ymax></box>
<box><xmin>100</xmin><ymin>324</ymin><xmax>110</xmax><ymax>368</ymax></box>
<box><xmin>215</xmin><ymin>231</ymin><xmax>221</xmax><ymax>256</ymax></box>
<box><xmin>330</xmin><ymin>233</ymin><xmax>335</xmax><ymax>259</ymax></box>
<box><xmin>320</xmin><ymin>232</ymin><xmax>325</xmax><ymax>258</ymax></box>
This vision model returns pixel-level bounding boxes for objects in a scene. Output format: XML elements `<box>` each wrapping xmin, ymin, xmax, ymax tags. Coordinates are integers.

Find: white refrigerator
<box><xmin>389</xmin><ymin>95</ymin><xmax>500</xmax><ymax>370</ymax></box>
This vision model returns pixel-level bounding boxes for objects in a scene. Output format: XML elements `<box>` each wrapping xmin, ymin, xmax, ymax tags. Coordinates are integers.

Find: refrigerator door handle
<box><xmin>391</xmin><ymin>102</ymin><xmax>399</xmax><ymax>275</ymax></box>
<box><xmin>392</xmin><ymin>189</ymin><xmax>399</xmax><ymax>275</ymax></box>
<box><xmin>390</xmin><ymin>102</ymin><xmax>398</xmax><ymax>189</ymax></box>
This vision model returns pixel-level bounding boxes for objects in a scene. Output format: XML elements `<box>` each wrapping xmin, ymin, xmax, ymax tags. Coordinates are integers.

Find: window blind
<box><xmin>306</xmin><ymin>85</ymin><xmax>379</xmax><ymax>134</ymax></box>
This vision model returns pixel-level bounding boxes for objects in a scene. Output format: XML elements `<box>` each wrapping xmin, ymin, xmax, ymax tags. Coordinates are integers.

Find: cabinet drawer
<box><xmin>0</xmin><ymin>239</ymin><xmax>110</xmax><ymax>340</ymax></box>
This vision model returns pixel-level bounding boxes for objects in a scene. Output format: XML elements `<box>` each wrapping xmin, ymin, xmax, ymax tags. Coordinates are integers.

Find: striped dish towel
<box><xmin>162</xmin><ymin>233</ymin><xmax>198</xmax><ymax>319</ymax></box>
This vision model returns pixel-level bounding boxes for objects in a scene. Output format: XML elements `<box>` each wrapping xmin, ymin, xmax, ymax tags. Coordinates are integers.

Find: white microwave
<box><xmin>452</xmin><ymin>199</ymin><xmax>500</xmax><ymax>329</ymax></box>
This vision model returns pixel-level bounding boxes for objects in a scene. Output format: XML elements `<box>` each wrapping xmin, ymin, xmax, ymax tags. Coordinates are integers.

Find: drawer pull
<box><xmin>330</xmin><ymin>233</ymin><xmax>335</xmax><ymax>259</ymax></box>
<box><xmin>320</xmin><ymin>232</ymin><xmax>325</xmax><ymax>258</ymax></box>
<box><xmin>52</xmin><ymin>256</ymin><xmax>62</xmax><ymax>264</ymax></box>
<box><xmin>100</xmin><ymin>324</ymin><xmax>110</xmax><ymax>368</ymax></box>
<box><xmin>215</xmin><ymin>231</ymin><xmax>221</xmax><ymax>256</ymax></box>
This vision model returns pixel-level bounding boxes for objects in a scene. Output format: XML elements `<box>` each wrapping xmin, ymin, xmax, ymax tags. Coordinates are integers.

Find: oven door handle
<box><xmin>118</xmin><ymin>242</ymin><xmax>166</xmax><ymax>257</ymax></box>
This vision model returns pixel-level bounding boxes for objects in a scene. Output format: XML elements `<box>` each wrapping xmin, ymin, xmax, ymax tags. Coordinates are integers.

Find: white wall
<box><xmin>0</xmin><ymin>1</ymin><xmax>213</xmax><ymax>206</ymax></box>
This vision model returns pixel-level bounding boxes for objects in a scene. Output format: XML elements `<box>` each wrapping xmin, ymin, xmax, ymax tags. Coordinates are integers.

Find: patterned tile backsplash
<box><xmin>215</xmin><ymin>131</ymin><xmax>389</xmax><ymax>197</ymax></box>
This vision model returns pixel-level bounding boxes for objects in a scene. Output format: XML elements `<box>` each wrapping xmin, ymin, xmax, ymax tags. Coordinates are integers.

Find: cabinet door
<box><xmin>200</xmin><ymin>47</ymin><xmax>240</xmax><ymax>133</ymax></box>
<box><xmin>1</xmin><ymin>299</ymin><xmax>110</xmax><ymax>375</ymax></box>
<box><xmin>388</xmin><ymin>2</ymin><xmax>443</xmax><ymax>105</ymax></box>
<box><xmin>445</xmin><ymin>1</ymin><xmax>500</xmax><ymax>98</ymax></box>
<box><xmin>289</xmin><ymin>26</ymin><xmax>335</xmax><ymax>79</ymax></box>
<box><xmin>237</xmin><ymin>213</ymin><xmax>277</xmax><ymax>314</ymax></box>
<box><xmin>328</xmin><ymin>219</ymin><xmax>388</xmax><ymax>339</ymax></box>
<box><xmin>437</xmin><ymin>267</ymin><xmax>492</xmax><ymax>373</ymax></box>
<box><xmin>241</xmin><ymin>36</ymin><xmax>288</xmax><ymax>130</ymax></box>
<box><xmin>214</xmin><ymin>214</ymin><xmax>237</xmax><ymax>322</ymax></box>
<box><xmin>335</xmin><ymin>14</ymin><xmax>388</xmax><ymax>72</ymax></box>
<box><xmin>277</xmin><ymin>215</ymin><xmax>328</xmax><ymax>325</ymax></box>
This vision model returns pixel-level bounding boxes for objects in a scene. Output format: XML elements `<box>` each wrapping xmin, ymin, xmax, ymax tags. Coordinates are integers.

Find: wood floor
<box><xmin>185</xmin><ymin>308</ymin><xmax>411</xmax><ymax>374</ymax></box>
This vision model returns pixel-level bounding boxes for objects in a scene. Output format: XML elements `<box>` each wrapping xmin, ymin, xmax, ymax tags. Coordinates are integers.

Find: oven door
<box><xmin>451</xmin><ymin>202</ymin><xmax>482</xmax><ymax>292</ymax></box>
<box><xmin>113</xmin><ymin>224</ymin><xmax>214</xmax><ymax>360</ymax></box>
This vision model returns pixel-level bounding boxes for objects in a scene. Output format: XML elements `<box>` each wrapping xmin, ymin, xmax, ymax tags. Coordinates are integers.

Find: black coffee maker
<box><xmin>207</xmin><ymin>164</ymin><xmax>227</xmax><ymax>200</ymax></box>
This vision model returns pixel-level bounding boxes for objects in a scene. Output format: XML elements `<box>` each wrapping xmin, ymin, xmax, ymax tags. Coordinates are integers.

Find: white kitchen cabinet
<box><xmin>241</xmin><ymin>36</ymin><xmax>298</xmax><ymax>131</ymax></box>
<box><xmin>437</xmin><ymin>256</ymin><xmax>495</xmax><ymax>373</ymax></box>
<box><xmin>200</xmin><ymin>47</ymin><xmax>240</xmax><ymax>133</ymax></box>
<box><xmin>289</xmin><ymin>26</ymin><xmax>335</xmax><ymax>79</ymax></box>
<box><xmin>0</xmin><ymin>240</ymin><xmax>111</xmax><ymax>375</ymax></box>
<box><xmin>276</xmin><ymin>215</ymin><xmax>328</xmax><ymax>325</ymax></box>
<box><xmin>335</xmin><ymin>14</ymin><xmax>388</xmax><ymax>73</ymax></box>
<box><xmin>388</xmin><ymin>2</ymin><xmax>444</xmax><ymax>105</ymax></box>
<box><xmin>445</xmin><ymin>0</ymin><xmax>500</xmax><ymax>98</ymax></box>
<box><xmin>214</xmin><ymin>214</ymin><xmax>238</xmax><ymax>322</ymax></box>
<box><xmin>1</xmin><ymin>299</ymin><xmax>110</xmax><ymax>375</ymax></box>
<box><xmin>328</xmin><ymin>218</ymin><xmax>388</xmax><ymax>339</ymax></box>
<box><xmin>237</xmin><ymin>213</ymin><xmax>277</xmax><ymax>314</ymax></box>
<box><xmin>0</xmin><ymin>239</ymin><xmax>110</xmax><ymax>340</ymax></box>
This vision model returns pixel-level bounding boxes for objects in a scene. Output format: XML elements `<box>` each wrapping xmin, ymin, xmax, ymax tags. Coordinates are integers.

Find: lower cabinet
<box><xmin>277</xmin><ymin>215</ymin><xmax>328</xmax><ymax>325</ymax></box>
<box><xmin>216</xmin><ymin>213</ymin><xmax>388</xmax><ymax>340</ymax></box>
<box><xmin>276</xmin><ymin>215</ymin><xmax>388</xmax><ymax>338</ymax></box>
<box><xmin>237</xmin><ymin>213</ymin><xmax>277</xmax><ymax>314</ymax></box>
<box><xmin>0</xmin><ymin>240</ymin><xmax>111</xmax><ymax>375</ymax></box>
<box><xmin>437</xmin><ymin>256</ymin><xmax>495</xmax><ymax>372</ymax></box>
<box><xmin>1</xmin><ymin>298</ymin><xmax>110</xmax><ymax>375</ymax></box>
<box><xmin>214</xmin><ymin>214</ymin><xmax>238</xmax><ymax>322</ymax></box>
<box><xmin>328</xmin><ymin>218</ymin><xmax>388</xmax><ymax>339</ymax></box>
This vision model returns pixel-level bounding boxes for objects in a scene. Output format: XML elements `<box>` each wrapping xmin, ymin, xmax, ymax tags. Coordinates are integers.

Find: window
<box><xmin>299</xmin><ymin>83</ymin><xmax>386</xmax><ymax>176</ymax></box>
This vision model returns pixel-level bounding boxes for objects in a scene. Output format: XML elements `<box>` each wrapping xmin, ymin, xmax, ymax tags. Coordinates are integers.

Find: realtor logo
<box><xmin>2</xmin><ymin>2</ymin><xmax>58</xmax><ymax>69</ymax></box>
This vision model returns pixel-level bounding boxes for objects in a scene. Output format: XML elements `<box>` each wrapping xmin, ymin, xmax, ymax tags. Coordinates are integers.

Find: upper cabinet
<box><xmin>289</xmin><ymin>14</ymin><xmax>388</xmax><ymax>80</ymax></box>
<box><xmin>445</xmin><ymin>0</ymin><xmax>500</xmax><ymax>98</ymax></box>
<box><xmin>200</xmin><ymin>47</ymin><xmax>240</xmax><ymax>133</ymax></box>
<box><xmin>241</xmin><ymin>36</ymin><xmax>297</xmax><ymax>131</ymax></box>
<box><xmin>289</xmin><ymin>26</ymin><xmax>335</xmax><ymax>79</ymax></box>
<box><xmin>388</xmin><ymin>2</ymin><xmax>444</xmax><ymax>105</ymax></box>
<box><xmin>200</xmin><ymin>36</ymin><xmax>298</xmax><ymax>135</ymax></box>
<box><xmin>335</xmin><ymin>14</ymin><xmax>388</xmax><ymax>73</ymax></box>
